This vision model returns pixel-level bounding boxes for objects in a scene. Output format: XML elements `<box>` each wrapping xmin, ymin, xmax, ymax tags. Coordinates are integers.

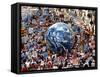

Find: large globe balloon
<box><xmin>46</xmin><ymin>22</ymin><xmax>73</xmax><ymax>53</ymax></box>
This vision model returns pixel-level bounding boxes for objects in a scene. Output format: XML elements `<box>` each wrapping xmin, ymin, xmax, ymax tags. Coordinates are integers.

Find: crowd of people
<box><xmin>21</xmin><ymin>6</ymin><xmax>96</xmax><ymax>72</ymax></box>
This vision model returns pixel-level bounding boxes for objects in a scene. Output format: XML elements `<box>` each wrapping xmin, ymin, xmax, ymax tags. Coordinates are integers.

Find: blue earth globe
<box><xmin>46</xmin><ymin>22</ymin><xmax>73</xmax><ymax>53</ymax></box>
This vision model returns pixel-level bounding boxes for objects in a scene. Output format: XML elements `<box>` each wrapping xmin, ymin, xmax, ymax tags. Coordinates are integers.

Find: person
<box><xmin>47</xmin><ymin>60</ymin><xmax>53</xmax><ymax>69</ymax></box>
<box><xmin>28</xmin><ymin>26</ymin><xmax>33</xmax><ymax>34</ymax></box>
<box><xmin>40</xmin><ymin>60</ymin><xmax>45</xmax><ymax>70</ymax></box>
<box><xmin>25</xmin><ymin>60</ymin><xmax>31</xmax><ymax>69</ymax></box>
<box><xmin>21</xmin><ymin>34</ymin><xmax>29</xmax><ymax>44</ymax></box>
<box><xmin>32</xmin><ymin>50</ymin><xmax>38</xmax><ymax>58</ymax></box>
<box><xmin>21</xmin><ymin>63</ymin><xmax>28</xmax><ymax>72</ymax></box>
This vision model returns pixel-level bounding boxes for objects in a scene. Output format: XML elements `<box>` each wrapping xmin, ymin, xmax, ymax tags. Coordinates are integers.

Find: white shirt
<box><xmin>21</xmin><ymin>35</ymin><xmax>28</xmax><ymax>43</ymax></box>
<box><xmin>28</xmin><ymin>27</ymin><xmax>33</xmax><ymax>34</ymax></box>
<box><xmin>25</xmin><ymin>61</ymin><xmax>30</xmax><ymax>68</ymax></box>
<box><xmin>32</xmin><ymin>51</ymin><xmax>37</xmax><ymax>58</ymax></box>
<box><xmin>41</xmin><ymin>61</ymin><xmax>44</xmax><ymax>66</ymax></box>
